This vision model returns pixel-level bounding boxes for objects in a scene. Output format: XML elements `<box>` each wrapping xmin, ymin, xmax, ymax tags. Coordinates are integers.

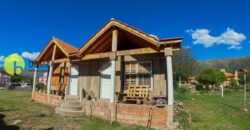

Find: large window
<box><xmin>124</xmin><ymin>61</ymin><xmax>153</xmax><ymax>89</ymax></box>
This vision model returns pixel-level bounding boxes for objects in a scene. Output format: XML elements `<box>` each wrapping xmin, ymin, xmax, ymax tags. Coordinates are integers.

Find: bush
<box><xmin>191</xmin><ymin>112</ymin><xmax>201</xmax><ymax>123</ymax></box>
<box><xmin>177</xmin><ymin>110</ymin><xmax>191</xmax><ymax>128</ymax></box>
<box><xmin>175</xmin><ymin>86</ymin><xmax>191</xmax><ymax>100</ymax></box>
<box><xmin>177</xmin><ymin>86</ymin><xmax>191</xmax><ymax>94</ymax></box>
<box><xmin>36</xmin><ymin>83</ymin><xmax>46</xmax><ymax>92</ymax></box>
<box><xmin>230</xmin><ymin>79</ymin><xmax>240</xmax><ymax>91</ymax></box>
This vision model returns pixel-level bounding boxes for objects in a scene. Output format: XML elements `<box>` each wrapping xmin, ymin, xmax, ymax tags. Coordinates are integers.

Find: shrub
<box><xmin>175</xmin><ymin>86</ymin><xmax>191</xmax><ymax>100</ymax></box>
<box><xmin>177</xmin><ymin>110</ymin><xmax>191</xmax><ymax>128</ymax></box>
<box><xmin>230</xmin><ymin>79</ymin><xmax>240</xmax><ymax>91</ymax></box>
<box><xmin>191</xmin><ymin>112</ymin><xmax>201</xmax><ymax>122</ymax></box>
<box><xmin>36</xmin><ymin>83</ymin><xmax>46</xmax><ymax>93</ymax></box>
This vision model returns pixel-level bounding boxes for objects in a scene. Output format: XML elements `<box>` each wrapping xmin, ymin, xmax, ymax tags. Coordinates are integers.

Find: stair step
<box><xmin>61</xmin><ymin>104</ymin><xmax>82</xmax><ymax>111</ymax></box>
<box><xmin>66</xmin><ymin>95</ymin><xmax>80</xmax><ymax>100</ymax></box>
<box><xmin>64</xmin><ymin>101</ymin><xmax>81</xmax><ymax>106</ymax></box>
<box><xmin>55</xmin><ymin>107</ymin><xmax>85</xmax><ymax>117</ymax></box>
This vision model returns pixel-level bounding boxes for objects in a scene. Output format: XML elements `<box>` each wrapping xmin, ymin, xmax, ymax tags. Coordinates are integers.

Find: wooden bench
<box><xmin>123</xmin><ymin>85</ymin><xmax>150</xmax><ymax>104</ymax></box>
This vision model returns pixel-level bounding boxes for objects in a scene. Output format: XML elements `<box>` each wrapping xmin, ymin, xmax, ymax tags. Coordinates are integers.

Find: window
<box><xmin>124</xmin><ymin>61</ymin><xmax>153</xmax><ymax>89</ymax></box>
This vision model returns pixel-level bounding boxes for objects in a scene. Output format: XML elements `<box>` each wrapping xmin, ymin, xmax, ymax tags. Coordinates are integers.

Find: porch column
<box><xmin>47</xmin><ymin>44</ymin><xmax>57</xmax><ymax>95</ymax></box>
<box><xmin>47</xmin><ymin>62</ymin><xmax>54</xmax><ymax>95</ymax></box>
<box><xmin>109</xmin><ymin>29</ymin><xmax>118</xmax><ymax>123</ymax></box>
<box><xmin>164</xmin><ymin>48</ymin><xmax>174</xmax><ymax>129</ymax></box>
<box><xmin>32</xmin><ymin>65</ymin><xmax>39</xmax><ymax>100</ymax></box>
<box><xmin>110</xmin><ymin>29</ymin><xmax>118</xmax><ymax>103</ymax></box>
<box><xmin>65</xmin><ymin>62</ymin><xmax>71</xmax><ymax>100</ymax></box>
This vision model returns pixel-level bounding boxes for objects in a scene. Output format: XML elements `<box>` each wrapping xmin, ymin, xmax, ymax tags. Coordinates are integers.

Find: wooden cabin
<box><xmin>33</xmin><ymin>19</ymin><xmax>182</xmax><ymax>104</ymax></box>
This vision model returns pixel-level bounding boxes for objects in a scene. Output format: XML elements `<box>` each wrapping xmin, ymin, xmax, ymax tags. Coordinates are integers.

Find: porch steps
<box><xmin>55</xmin><ymin>95</ymin><xmax>84</xmax><ymax>117</ymax></box>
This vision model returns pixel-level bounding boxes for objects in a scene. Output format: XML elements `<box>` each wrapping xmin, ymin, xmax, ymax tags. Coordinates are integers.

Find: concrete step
<box><xmin>64</xmin><ymin>101</ymin><xmax>81</xmax><ymax>106</ymax></box>
<box><xmin>61</xmin><ymin>104</ymin><xmax>82</xmax><ymax>111</ymax></box>
<box><xmin>66</xmin><ymin>95</ymin><xmax>80</xmax><ymax>100</ymax></box>
<box><xmin>55</xmin><ymin>107</ymin><xmax>85</xmax><ymax>117</ymax></box>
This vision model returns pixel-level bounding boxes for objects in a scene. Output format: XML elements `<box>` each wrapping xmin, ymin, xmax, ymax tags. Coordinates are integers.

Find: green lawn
<box><xmin>0</xmin><ymin>90</ymin><xmax>145</xmax><ymax>130</ymax></box>
<box><xmin>177</xmin><ymin>90</ymin><xmax>250</xmax><ymax>130</ymax></box>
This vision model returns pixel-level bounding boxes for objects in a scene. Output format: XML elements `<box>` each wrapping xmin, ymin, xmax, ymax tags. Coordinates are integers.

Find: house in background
<box><xmin>32</xmin><ymin>19</ymin><xmax>182</xmax><ymax>129</ymax></box>
<box><xmin>0</xmin><ymin>73</ymin><xmax>11</xmax><ymax>88</ymax></box>
<box><xmin>220</xmin><ymin>69</ymin><xmax>239</xmax><ymax>87</ymax></box>
<box><xmin>187</xmin><ymin>75</ymin><xmax>198</xmax><ymax>85</ymax></box>
<box><xmin>38</xmin><ymin>72</ymin><xmax>48</xmax><ymax>85</ymax></box>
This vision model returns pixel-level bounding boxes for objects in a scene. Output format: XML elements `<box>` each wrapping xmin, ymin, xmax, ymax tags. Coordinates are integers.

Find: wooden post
<box><xmin>65</xmin><ymin>63</ymin><xmax>71</xmax><ymax>101</ymax></box>
<box><xmin>164</xmin><ymin>48</ymin><xmax>174</xmax><ymax>129</ymax></box>
<box><xmin>110</xmin><ymin>29</ymin><xmax>118</xmax><ymax>124</ymax></box>
<box><xmin>32</xmin><ymin>65</ymin><xmax>39</xmax><ymax>100</ymax></box>
<box><xmin>47</xmin><ymin>45</ymin><xmax>57</xmax><ymax>97</ymax></box>
<box><xmin>220</xmin><ymin>84</ymin><xmax>224</xmax><ymax>98</ymax></box>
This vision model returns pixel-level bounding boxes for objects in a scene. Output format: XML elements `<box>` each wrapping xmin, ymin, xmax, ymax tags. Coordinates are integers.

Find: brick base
<box><xmin>32</xmin><ymin>92</ymin><xmax>168</xmax><ymax>129</ymax></box>
<box><xmin>82</xmin><ymin>100</ymin><xmax>168</xmax><ymax>129</ymax></box>
<box><xmin>32</xmin><ymin>90</ymin><xmax>63</xmax><ymax>106</ymax></box>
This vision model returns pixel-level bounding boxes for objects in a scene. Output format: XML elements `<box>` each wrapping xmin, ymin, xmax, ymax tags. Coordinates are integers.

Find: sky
<box><xmin>0</xmin><ymin>0</ymin><xmax>249</xmax><ymax>65</ymax></box>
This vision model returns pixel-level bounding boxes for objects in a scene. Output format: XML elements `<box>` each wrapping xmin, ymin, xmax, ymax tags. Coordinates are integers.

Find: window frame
<box><xmin>123</xmin><ymin>61</ymin><xmax>153</xmax><ymax>90</ymax></box>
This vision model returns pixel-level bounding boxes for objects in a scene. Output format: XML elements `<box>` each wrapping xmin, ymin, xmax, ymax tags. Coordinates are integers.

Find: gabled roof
<box><xmin>78</xmin><ymin>19</ymin><xmax>181</xmax><ymax>57</ymax></box>
<box><xmin>36</xmin><ymin>37</ymin><xmax>78</xmax><ymax>62</ymax></box>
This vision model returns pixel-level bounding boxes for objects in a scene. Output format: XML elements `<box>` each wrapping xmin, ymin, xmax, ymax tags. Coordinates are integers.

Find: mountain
<box><xmin>198</xmin><ymin>56</ymin><xmax>250</xmax><ymax>71</ymax></box>
<box><xmin>0</xmin><ymin>67</ymin><xmax>46</xmax><ymax>77</ymax></box>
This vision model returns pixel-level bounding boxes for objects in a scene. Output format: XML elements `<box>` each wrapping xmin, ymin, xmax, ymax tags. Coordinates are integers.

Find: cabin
<box><xmin>32</xmin><ymin>19</ymin><xmax>182</xmax><ymax>129</ymax></box>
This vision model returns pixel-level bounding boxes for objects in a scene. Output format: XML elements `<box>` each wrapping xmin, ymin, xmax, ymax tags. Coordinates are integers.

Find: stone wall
<box><xmin>82</xmin><ymin>100</ymin><xmax>168</xmax><ymax>129</ymax></box>
<box><xmin>32</xmin><ymin>90</ymin><xmax>63</xmax><ymax>106</ymax></box>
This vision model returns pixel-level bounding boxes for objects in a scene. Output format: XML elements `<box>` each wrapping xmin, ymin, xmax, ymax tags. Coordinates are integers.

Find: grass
<box><xmin>176</xmin><ymin>90</ymin><xmax>250</xmax><ymax>130</ymax></box>
<box><xmin>0</xmin><ymin>90</ymin><xmax>146</xmax><ymax>130</ymax></box>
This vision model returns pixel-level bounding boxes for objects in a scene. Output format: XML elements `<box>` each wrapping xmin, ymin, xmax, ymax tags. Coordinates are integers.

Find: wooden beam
<box><xmin>81</xmin><ymin>52</ymin><xmax>111</xmax><ymax>60</ymax></box>
<box><xmin>112</xmin><ymin>29</ymin><xmax>118</xmax><ymax>52</ymax></box>
<box><xmin>81</xmin><ymin>47</ymin><xmax>159</xmax><ymax>61</ymax></box>
<box><xmin>53</xmin><ymin>58</ymin><xmax>71</xmax><ymax>64</ymax></box>
<box><xmin>52</xmin><ymin>44</ymin><xmax>57</xmax><ymax>61</ymax></box>
<box><xmin>117</xmin><ymin>47</ymin><xmax>158</xmax><ymax>56</ymax></box>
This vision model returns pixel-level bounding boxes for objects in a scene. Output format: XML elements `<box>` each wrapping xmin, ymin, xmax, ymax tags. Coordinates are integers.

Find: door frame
<box><xmin>69</xmin><ymin>65</ymin><xmax>79</xmax><ymax>96</ymax></box>
<box><xmin>99</xmin><ymin>62</ymin><xmax>111</xmax><ymax>99</ymax></box>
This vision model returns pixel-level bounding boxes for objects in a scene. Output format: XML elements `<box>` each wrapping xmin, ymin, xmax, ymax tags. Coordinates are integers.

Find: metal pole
<box><xmin>243</xmin><ymin>73</ymin><xmax>247</xmax><ymax>110</ymax></box>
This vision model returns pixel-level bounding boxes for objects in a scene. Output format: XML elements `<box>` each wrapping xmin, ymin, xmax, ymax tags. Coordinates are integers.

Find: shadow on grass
<box><xmin>0</xmin><ymin>108</ymin><xmax>18</xmax><ymax>112</ymax></box>
<box><xmin>219</xmin><ymin>102</ymin><xmax>241</xmax><ymax>111</ymax></box>
<box><xmin>0</xmin><ymin>114</ymin><xmax>20</xmax><ymax>130</ymax></box>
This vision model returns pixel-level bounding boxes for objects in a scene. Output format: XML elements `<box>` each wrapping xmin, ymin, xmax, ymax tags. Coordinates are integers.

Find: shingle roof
<box><xmin>52</xmin><ymin>37</ymin><xmax>78</xmax><ymax>54</ymax></box>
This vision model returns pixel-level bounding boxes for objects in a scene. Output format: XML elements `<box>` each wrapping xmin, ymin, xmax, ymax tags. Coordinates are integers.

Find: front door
<box><xmin>69</xmin><ymin>66</ymin><xmax>79</xmax><ymax>96</ymax></box>
<box><xmin>100</xmin><ymin>63</ymin><xmax>111</xmax><ymax>99</ymax></box>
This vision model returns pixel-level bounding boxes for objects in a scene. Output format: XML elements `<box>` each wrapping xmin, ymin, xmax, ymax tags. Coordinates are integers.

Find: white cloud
<box><xmin>21</xmin><ymin>52</ymin><xmax>40</xmax><ymax>60</ymax></box>
<box><xmin>186</xmin><ymin>28</ymin><xmax>246</xmax><ymax>50</ymax></box>
<box><xmin>0</xmin><ymin>56</ymin><xmax>5</xmax><ymax>62</ymax></box>
<box><xmin>149</xmin><ymin>34</ymin><xmax>158</xmax><ymax>39</ymax></box>
<box><xmin>228</xmin><ymin>45</ymin><xmax>242</xmax><ymax>50</ymax></box>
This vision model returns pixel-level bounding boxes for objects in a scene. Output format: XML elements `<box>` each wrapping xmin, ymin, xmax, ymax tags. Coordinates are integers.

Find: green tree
<box><xmin>173</xmin><ymin>48</ymin><xmax>199</xmax><ymax>84</ymax></box>
<box><xmin>11</xmin><ymin>75</ymin><xmax>24</xmax><ymax>82</ymax></box>
<box><xmin>196</xmin><ymin>68</ymin><xmax>226</xmax><ymax>88</ymax></box>
<box><xmin>238</xmin><ymin>72</ymin><xmax>250</xmax><ymax>85</ymax></box>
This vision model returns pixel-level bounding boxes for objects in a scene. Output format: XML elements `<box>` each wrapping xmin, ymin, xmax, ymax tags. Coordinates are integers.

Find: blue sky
<box><xmin>0</xmin><ymin>0</ymin><xmax>249</xmax><ymax>63</ymax></box>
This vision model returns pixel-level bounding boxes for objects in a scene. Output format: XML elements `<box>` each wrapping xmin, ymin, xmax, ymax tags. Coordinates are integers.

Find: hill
<box><xmin>199</xmin><ymin>56</ymin><xmax>250</xmax><ymax>71</ymax></box>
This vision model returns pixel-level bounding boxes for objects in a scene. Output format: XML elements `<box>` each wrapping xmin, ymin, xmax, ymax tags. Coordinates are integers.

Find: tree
<box><xmin>196</xmin><ymin>68</ymin><xmax>226</xmax><ymax>88</ymax></box>
<box><xmin>173</xmin><ymin>48</ymin><xmax>199</xmax><ymax>84</ymax></box>
<box><xmin>238</xmin><ymin>72</ymin><xmax>250</xmax><ymax>85</ymax></box>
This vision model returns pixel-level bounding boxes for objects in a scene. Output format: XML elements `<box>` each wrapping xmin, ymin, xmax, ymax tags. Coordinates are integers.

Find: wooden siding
<box><xmin>51</xmin><ymin>63</ymin><xmax>70</xmax><ymax>93</ymax></box>
<box><xmin>77</xmin><ymin>53</ymin><xmax>167</xmax><ymax>100</ymax></box>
